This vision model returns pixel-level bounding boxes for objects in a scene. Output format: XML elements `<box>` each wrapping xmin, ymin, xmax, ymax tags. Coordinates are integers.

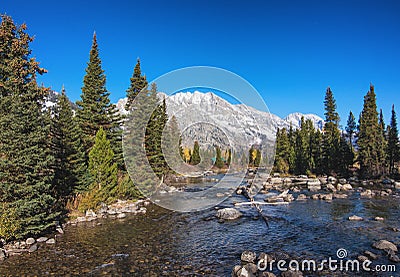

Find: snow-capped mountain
<box><xmin>116</xmin><ymin>91</ymin><xmax>324</xmax><ymax>150</ymax></box>
<box><xmin>284</xmin><ymin>112</ymin><xmax>324</xmax><ymax>130</ymax></box>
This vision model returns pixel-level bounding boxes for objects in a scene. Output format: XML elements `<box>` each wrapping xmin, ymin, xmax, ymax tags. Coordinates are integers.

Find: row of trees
<box><xmin>0</xmin><ymin>15</ymin><xmax>170</xmax><ymax>240</ymax></box>
<box><xmin>181</xmin><ymin>141</ymin><xmax>231</xmax><ymax>169</ymax></box>
<box><xmin>273</xmin><ymin>86</ymin><xmax>400</xmax><ymax>178</ymax></box>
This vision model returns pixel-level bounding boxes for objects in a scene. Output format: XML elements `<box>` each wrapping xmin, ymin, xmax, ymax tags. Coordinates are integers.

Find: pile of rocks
<box><xmin>67</xmin><ymin>199</ymin><xmax>150</xmax><ymax>225</ymax></box>
<box><xmin>357</xmin><ymin>240</ymin><xmax>400</xmax><ymax>264</ymax></box>
<box><xmin>231</xmin><ymin>250</ymin><xmax>303</xmax><ymax>277</ymax></box>
<box><xmin>0</xmin><ymin>235</ymin><xmax>56</xmax><ymax>262</ymax></box>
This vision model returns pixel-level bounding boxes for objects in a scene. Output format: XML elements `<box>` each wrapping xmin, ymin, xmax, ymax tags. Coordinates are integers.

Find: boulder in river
<box><xmin>241</xmin><ymin>250</ymin><xmax>257</xmax><ymax>263</ymax></box>
<box><xmin>36</xmin><ymin>237</ymin><xmax>48</xmax><ymax>243</ymax></box>
<box><xmin>117</xmin><ymin>213</ymin><xmax>127</xmax><ymax>219</ymax></box>
<box><xmin>364</xmin><ymin>250</ymin><xmax>378</xmax><ymax>260</ymax></box>
<box><xmin>28</xmin><ymin>244</ymin><xmax>38</xmax><ymax>253</ymax></box>
<box><xmin>85</xmin><ymin>209</ymin><xmax>97</xmax><ymax>217</ymax></box>
<box><xmin>372</xmin><ymin>240</ymin><xmax>398</xmax><ymax>252</ymax></box>
<box><xmin>236</xmin><ymin>266</ymin><xmax>255</xmax><ymax>277</ymax></box>
<box><xmin>232</xmin><ymin>265</ymin><xmax>242</xmax><ymax>276</ymax></box>
<box><xmin>26</xmin><ymin>238</ymin><xmax>35</xmax><ymax>245</ymax></box>
<box><xmin>327</xmin><ymin>176</ymin><xmax>337</xmax><ymax>184</ymax></box>
<box><xmin>388</xmin><ymin>253</ymin><xmax>400</xmax><ymax>263</ymax></box>
<box><xmin>46</xmin><ymin>238</ymin><xmax>56</xmax><ymax>244</ymax></box>
<box><xmin>296</xmin><ymin>194</ymin><xmax>307</xmax><ymax>201</ymax></box>
<box><xmin>0</xmin><ymin>249</ymin><xmax>6</xmax><ymax>260</ymax></box>
<box><xmin>349</xmin><ymin>215</ymin><xmax>363</xmax><ymax>221</ymax></box>
<box><xmin>326</xmin><ymin>183</ymin><xmax>336</xmax><ymax>192</ymax></box>
<box><xmin>341</xmin><ymin>184</ymin><xmax>353</xmax><ymax>191</ymax></box>
<box><xmin>216</xmin><ymin>208</ymin><xmax>242</xmax><ymax>220</ymax></box>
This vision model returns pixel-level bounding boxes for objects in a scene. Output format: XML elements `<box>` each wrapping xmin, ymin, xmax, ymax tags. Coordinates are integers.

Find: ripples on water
<box><xmin>0</xmin><ymin>187</ymin><xmax>399</xmax><ymax>276</ymax></box>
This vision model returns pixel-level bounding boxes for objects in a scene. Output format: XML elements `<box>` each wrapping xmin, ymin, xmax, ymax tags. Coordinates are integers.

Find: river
<box><xmin>0</xmin><ymin>178</ymin><xmax>399</xmax><ymax>276</ymax></box>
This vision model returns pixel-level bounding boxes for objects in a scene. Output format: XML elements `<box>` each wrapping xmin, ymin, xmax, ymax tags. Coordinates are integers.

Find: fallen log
<box><xmin>235</xmin><ymin>201</ymin><xmax>290</xmax><ymax>206</ymax></box>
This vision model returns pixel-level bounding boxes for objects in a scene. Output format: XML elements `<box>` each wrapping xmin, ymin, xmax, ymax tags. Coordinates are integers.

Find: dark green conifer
<box><xmin>76</xmin><ymin>33</ymin><xmax>123</xmax><ymax>168</ymax></box>
<box><xmin>0</xmin><ymin>15</ymin><xmax>59</xmax><ymax>239</ymax></box>
<box><xmin>322</xmin><ymin>87</ymin><xmax>341</xmax><ymax>174</ymax></box>
<box><xmin>358</xmin><ymin>85</ymin><xmax>386</xmax><ymax>177</ymax></box>
<box><xmin>191</xmin><ymin>141</ymin><xmax>201</xmax><ymax>165</ymax></box>
<box><xmin>387</xmin><ymin>105</ymin><xmax>400</xmax><ymax>175</ymax></box>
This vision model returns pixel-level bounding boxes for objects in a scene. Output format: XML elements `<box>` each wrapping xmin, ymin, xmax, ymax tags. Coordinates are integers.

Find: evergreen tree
<box><xmin>0</xmin><ymin>15</ymin><xmax>59</xmax><ymax>239</ymax></box>
<box><xmin>312</xmin><ymin>129</ymin><xmax>323</xmax><ymax>175</ymax></box>
<box><xmin>338</xmin><ymin>132</ymin><xmax>354</xmax><ymax>177</ymax></box>
<box><xmin>358</xmin><ymin>85</ymin><xmax>386</xmax><ymax>177</ymax></box>
<box><xmin>227</xmin><ymin>149</ymin><xmax>232</xmax><ymax>166</ymax></box>
<box><xmin>125</xmin><ymin>58</ymin><xmax>148</xmax><ymax>110</ymax></box>
<box><xmin>378</xmin><ymin>109</ymin><xmax>388</xmax><ymax>174</ymax></box>
<box><xmin>51</xmin><ymin>87</ymin><xmax>88</xmax><ymax>200</ymax></box>
<box><xmin>145</xmin><ymin>84</ymin><xmax>168</xmax><ymax>177</ymax></box>
<box><xmin>80</xmin><ymin>127</ymin><xmax>118</xmax><ymax>211</ymax></box>
<box><xmin>254</xmin><ymin>149</ymin><xmax>262</xmax><ymax>167</ymax></box>
<box><xmin>191</xmin><ymin>141</ymin><xmax>201</xmax><ymax>165</ymax></box>
<box><xmin>215</xmin><ymin>146</ymin><xmax>224</xmax><ymax>168</ymax></box>
<box><xmin>274</xmin><ymin>128</ymin><xmax>291</xmax><ymax>173</ymax></box>
<box><xmin>287</xmin><ymin>124</ymin><xmax>296</xmax><ymax>173</ymax></box>
<box><xmin>379</xmin><ymin>109</ymin><xmax>386</xmax><ymax>138</ymax></box>
<box><xmin>345</xmin><ymin>111</ymin><xmax>357</xmax><ymax>153</ymax></box>
<box><xmin>322</xmin><ymin>87</ymin><xmax>341</xmax><ymax>174</ymax></box>
<box><xmin>76</xmin><ymin>33</ymin><xmax>123</xmax><ymax>168</ymax></box>
<box><xmin>387</xmin><ymin>105</ymin><xmax>400</xmax><ymax>174</ymax></box>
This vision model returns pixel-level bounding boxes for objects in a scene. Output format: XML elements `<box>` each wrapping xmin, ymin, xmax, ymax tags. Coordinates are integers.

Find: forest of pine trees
<box><xmin>0</xmin><ymin>15</ymin><xmax>399</xmax><ymax>241</ymax></box>
<box><xmin>0</xmin><ymin>15</ymin><xmax>167</xmax><ymax>240</ymax></box>
<box><xmin>273</xmin><ymin>85</ymin><xmax>400</xmax><ymax>179</ymax></box>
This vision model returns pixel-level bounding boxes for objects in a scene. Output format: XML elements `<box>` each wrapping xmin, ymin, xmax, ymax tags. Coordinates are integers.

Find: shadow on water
<box><xmin>0</xmin><ymin>184</ymin><xmax>399</xmax><ymax>276</ymax></box>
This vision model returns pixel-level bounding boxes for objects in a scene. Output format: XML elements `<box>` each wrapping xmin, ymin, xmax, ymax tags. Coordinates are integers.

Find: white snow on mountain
<box><xmin>116</xmin><ymin>91</ymin><xmax>324</xmax><ymax>150</ymax></box>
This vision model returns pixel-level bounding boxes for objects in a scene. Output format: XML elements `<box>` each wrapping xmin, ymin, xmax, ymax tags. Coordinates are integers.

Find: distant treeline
<box><xmin>273</xmin><ymin>86</ymin><xmax>400</xmax><ymax>179</ymax></box>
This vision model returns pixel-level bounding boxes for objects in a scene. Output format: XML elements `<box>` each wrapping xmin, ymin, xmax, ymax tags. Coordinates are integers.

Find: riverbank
<box><xmin>0</xmin><ymin>199</ymin><xmax>150</xmax><ymax>263</ymax></box>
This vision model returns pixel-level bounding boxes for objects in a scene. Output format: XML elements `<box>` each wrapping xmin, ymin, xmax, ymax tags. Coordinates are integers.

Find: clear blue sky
<box><xmin>2</xmin><ymin>0</ymin><xmax>399</xmax><ymax>125</ymax></box>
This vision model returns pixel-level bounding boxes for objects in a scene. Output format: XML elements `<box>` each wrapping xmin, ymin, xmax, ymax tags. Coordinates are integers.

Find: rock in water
<box><xmin>216</xmin><ymin>208</ymin><xmax>242</xmax><ymax>220</ymax></box>
<box><xmin>46</xmin><ymin>238</ymin><xmax>56</xmax><ymax>244</ymax></box>
<box><xmin>348</xmin><ymin>215</ymin><xmax>363</xmax><ymax>221</ymax></box>
<box><xmin>26</xmin><ymin>238</ymin><xmax>35</xmax><ymax>245</ymax></box>
<box><xmin>241</xmin><ymin>250</ymin><xmax>257</xmax><ymax>263</ymax></box>
<box><xmin>388</xmin><ymin>253</ymin><xmax>400</xmax><ymax>263</ymax></box>
<box><xmin>28</xmin><ymin>244</ymin><xmax>38</xmax><ymax>253</ymax></box>
<box><xmin>0</xmin><ymin>249</ymin><xmax>6</xmax><ymax>261</ymax></box>
<box><xmin>341</xmin><ymin>184</ymin><xmax>353</xmax><ymax>191</ymax></box>
<box><xmin>37</xmin><ymin>237</ymin><xmax>48</xmax><ymax>243</ymax></box>
<box><xmin>372</xmin><ymin>240</ymin><xmax>398</xmax><ymax>252</ymax></box>
<box><xmin>117</xmin><ymin>213</ymin><xmax>127</xmax><ymax>219</ymax></box>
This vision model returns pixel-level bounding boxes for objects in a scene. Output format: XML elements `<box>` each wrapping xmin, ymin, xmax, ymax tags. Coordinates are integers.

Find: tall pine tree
<box><xmin>76</xmin><ymin>33</ymin><xmax>123</xmax><ymax>168</ymax></box>
<box><xmin>358</xmin><ymin>85</ymin><xmax>386</xmax><ymax>178</ymax></box>
<box><xmin>387</xmin><ymin>105</ymin><xmax>400</xmax><ymax>175</ymax></box>
<box><xmin>0</xmin><ymin>15</ymin><xmax>59</xmax><ymax>239</ymax></box>
<box><xmin>51</xmin><ymin>87</ymin><xmax>88</xmax><ymax>198</ymax></box>
<box><xmin>322</xmin><ymin>87</ymin><xmax>341</xmax><ymax>175</ymax></box>
<box><xmin>191</xmin><ymin>141</ymin><xmax>201</xmax><ymax>165</ymax></box>
<box><xmin>125</xmin><ymin>58</ymin><xmax>148</xmax><ymax>110</ymax></box>
<box><xmin>345</xmin><ymin>111</ymin><xmax>357</xmax><ymax>153</ymax></box>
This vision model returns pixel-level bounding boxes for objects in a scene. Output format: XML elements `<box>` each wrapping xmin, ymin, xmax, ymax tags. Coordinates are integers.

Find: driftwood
<box><xmin>239</xmin><ymin>185</ymin><xmax>270</xmax><ymax>227</ymax></box>
<box><xmin>235</xmin><ymin>201</ymin><xmax>290</xmax><ymax>206</ymax></box>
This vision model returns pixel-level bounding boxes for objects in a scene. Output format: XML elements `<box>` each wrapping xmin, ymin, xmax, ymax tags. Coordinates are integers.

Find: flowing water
<box><xmin>1</xmin><ymin>178</ymin><xmax>399</xmax><ymax>276</ymax></box>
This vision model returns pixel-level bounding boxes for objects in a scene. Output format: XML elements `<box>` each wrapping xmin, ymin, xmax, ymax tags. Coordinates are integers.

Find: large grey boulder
<box><xmin>241</xmin><ymin>250</ymin><xmax>257</xmax><ymax>263</ymax></box>
<box><xmin>216</xmin><ymin>208</ymin><xmax>242</xmax><ymax>220</ymax></box>
<box><xmin>372</xmin><ymin>240</ymin><xmax>398</xmax><ymax>252</ymax></box>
